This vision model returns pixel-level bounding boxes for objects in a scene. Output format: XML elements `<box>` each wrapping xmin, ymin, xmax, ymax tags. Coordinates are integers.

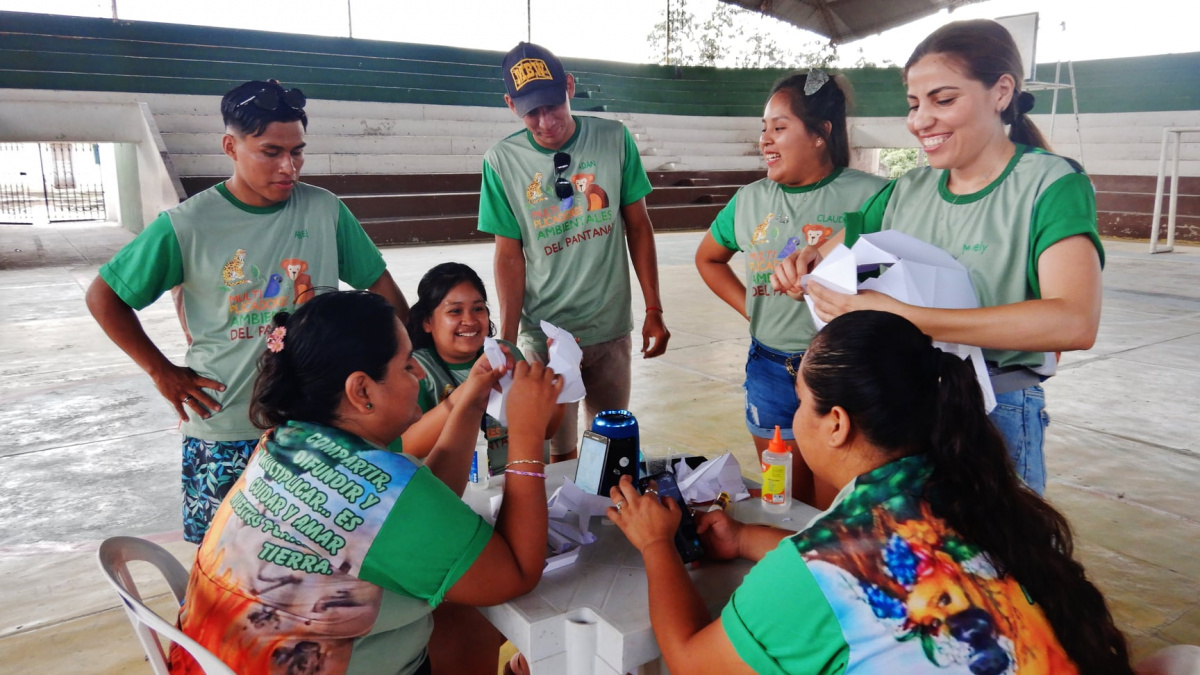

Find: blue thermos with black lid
<box><xmin>576</xmin><ymin>409</ymin><xmax>640</xmax><ymax>494</ymax></box>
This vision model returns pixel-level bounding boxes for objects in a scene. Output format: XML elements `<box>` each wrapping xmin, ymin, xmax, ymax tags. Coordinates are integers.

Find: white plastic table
<box><xmin>461</xmin><ymin>460</ymin><xmax>821</xmax><ymax>675</ymax></box>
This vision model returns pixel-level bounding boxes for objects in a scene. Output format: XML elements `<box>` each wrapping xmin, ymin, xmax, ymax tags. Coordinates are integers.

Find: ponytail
<box><xmin>1005</xmin><ymin>90</ymin><xmax>1051</xmax><ymax>151</ymax></box>
<box><xmin>249</xmin><ymin>311</ymin><xmax>297</xmax><ymax>429</ymax></box>
<box><xmin>807</xmin><ymin>311</ymin><xmax>1132</xmax><ymax>674</ymax></box>
<box><xmin>249</xmin><ymin>290</ymin><xmax>400</xmax><ymax>430</ymax></box>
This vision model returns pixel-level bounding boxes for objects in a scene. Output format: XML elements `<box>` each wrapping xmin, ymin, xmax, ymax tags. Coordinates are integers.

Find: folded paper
<box><xmin>539</xmin><ymin>320</ymin><xmax>587</xmax><ymax>404</ymax></box>
<box><xmin>483</xmin><ymin>322</ymin><xmax>586</xmax><ymax>424</ymax></box>
<box><xmin>675</xmin><ymin>454</ymin><xmax>751</xmax><ymax>503</ymax></box>
<box><xmin>802</xmin><ymin>230</ymin><xmax>997</xmax><ymax>411</ymax></box>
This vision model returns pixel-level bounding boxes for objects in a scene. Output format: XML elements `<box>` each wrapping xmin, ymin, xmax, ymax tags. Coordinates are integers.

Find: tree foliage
<box><xmin>647</xmin><ymin>0</ymin><xmax>840</xmax><ymax>69</ymax></box>
<box><xmin>880</xmin><ymin>147</ymin><xmax>919</xmax><ymax>178</ymax></box>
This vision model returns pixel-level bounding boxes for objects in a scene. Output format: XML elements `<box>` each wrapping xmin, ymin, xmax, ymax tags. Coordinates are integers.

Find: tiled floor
<box><xmin>1</xmin><ymin>223</ymin><xmax>1197</xmax><ymax>672</ymax></box>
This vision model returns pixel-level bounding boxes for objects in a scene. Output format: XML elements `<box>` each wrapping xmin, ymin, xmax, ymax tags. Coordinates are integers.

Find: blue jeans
<box><xmin>743</xmin><ymin>338</ymin><xmax>804</xmax><ymax>440</ymax></box>
<box><xmin>988</xmin><ymin>385</ymin><xmax>1049</xmax><ymax>495</ymax></box>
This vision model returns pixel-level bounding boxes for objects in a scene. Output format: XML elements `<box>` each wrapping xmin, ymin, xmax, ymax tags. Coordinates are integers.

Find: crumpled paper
<box><xmin>483</xmin><ymin>322</ymin><xmax>586</xmax><ymax>425</ymax></box>
<box><xmin>488</xmin><ymin>477</ymin><xmax>607</xmax><ymax>571</ymax></box>
<box><xmin>674</xmin><ymin>454</ymin><xmax>751</xmax><ymax>503</ymax></box>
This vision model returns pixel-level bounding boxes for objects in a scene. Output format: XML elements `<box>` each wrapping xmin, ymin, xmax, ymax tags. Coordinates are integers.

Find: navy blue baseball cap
<box><xmin>502</xmin><ymin>42</ymin><xmax>569</xmax><ymax>116</ymax></box>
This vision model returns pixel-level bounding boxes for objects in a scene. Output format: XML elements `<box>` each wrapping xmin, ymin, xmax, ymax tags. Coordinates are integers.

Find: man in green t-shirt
<box><xmin>85</xmin><ymin>80</ymin><xmax>410</xmax><ymax>543</ymax></box>
<box><xmin>479</xmin><ymin>43</ymin><xmax>671</xmax><ymax>460</ymax></box>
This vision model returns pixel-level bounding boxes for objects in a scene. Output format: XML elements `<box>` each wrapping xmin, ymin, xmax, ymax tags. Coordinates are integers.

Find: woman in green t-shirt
<box><xmin>607</xmin><ymin>310</ymin><xmax>1131</xmax><ymax>675</ymax></box>
<box><xmin>772</xmin><ymin>21</ymin><xmax>1104</xmax><ymax>496</ymax></box>
<box><xmin>696</xmin><ymin>72</ymin><xmax>886</xmax><ymax>508</ymax></box>
<box><xmin>172</xmin><ymin>290</ymin><xmax>562</xmax><ymax>675</ymax></box>
<box><xmin>401</xmin><ymin>262</ymin><xmax>562</xmax><ymax>473</ymax></box>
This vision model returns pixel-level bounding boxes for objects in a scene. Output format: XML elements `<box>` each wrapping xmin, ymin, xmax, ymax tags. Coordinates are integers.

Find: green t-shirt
<box><xmin>710</xmin><ymin>168</ymin><xmax>887</xmax><ymax>352</ymax></box>
<box><xmin>409</xmin><ymin>341</ymin><xmax>539</xmax><ymax>473</ymax></box>
<box><xmin>845</xmin><ymin>145</ymin><xmax>1104</xmax><ymax>368</ymax></box>
<box><xmin>98</xmin><ymin>182</ymin><xmax>386</xmax><ymax>441</ymax></box>
<box><xmin>723</xmin><ymin>455</ymin><xmax>1077</xmax><ymax>673</ymax></box>
<box><xmin>477</xmin><ymin>115</ymin><xmax>653</xmax><ymax>351</ymax></box>
<box><xmin>173</xmin><ymin>421</ymin><xmax>493</xmax><ymax>675</ymax></box>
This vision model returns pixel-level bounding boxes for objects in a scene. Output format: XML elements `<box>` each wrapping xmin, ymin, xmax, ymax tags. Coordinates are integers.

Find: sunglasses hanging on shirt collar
<box><xmin>553</xmin><ymin>151</ymin><xmax>574</xmax><ymax>209</ymax></box>
<box><xmin>236</xmin><ymin>86</ymin><xmax>307</xmax><ymax>112</ymax></box>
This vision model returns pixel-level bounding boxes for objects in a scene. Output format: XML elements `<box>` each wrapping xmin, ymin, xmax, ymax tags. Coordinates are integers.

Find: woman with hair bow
<box><xmin>772</xmin><ymin>20</ymin><xmax>1104</xmax><ymax>495</ymax></box>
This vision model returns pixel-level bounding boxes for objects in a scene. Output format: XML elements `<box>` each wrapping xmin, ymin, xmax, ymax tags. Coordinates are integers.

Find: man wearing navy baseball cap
<box><xmin>478</xmin><ymin>42</ymin><xmax>671</xmax><ymax>463</ymax></box>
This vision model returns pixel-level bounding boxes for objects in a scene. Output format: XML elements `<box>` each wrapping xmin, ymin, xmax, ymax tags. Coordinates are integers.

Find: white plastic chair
<box><xmin>1136</xmin><ymin>645</ymin><xmax>1200</xmax><ymax>675</ymax></box>
<box><xmin>96</xmin><ymin>536</ymin><xmax>234</xmax><ymax>675</ymax></box>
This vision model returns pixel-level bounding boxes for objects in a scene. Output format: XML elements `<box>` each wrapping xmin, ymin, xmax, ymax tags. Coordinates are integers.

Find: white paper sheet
<box><xmin>483</xmin><ymin>322</ymin><xmax>586</xmax><ymax>424</ymax></box>
<box><xmin>802</xmin><ymin>230</ymin><xmax>998</xmax><ymax>412</ymax></box>
<box><xmin>488</xmin><ymin>477</ymin><xmax>603</xmax><ymax>571</ymax></box>
<box><xmin>674</xmin><ymin>454</ymin><xmax>752</xmax><ymax>503</ymax></box>
<box><xmin>539</xmin><ymin>320</ymin><xmax>587</xmax><ymax>404</ymax></box>
<box><xmin>483</xmin><ymin>337</ymin><xmax>515</xmax><ymax>425</ymax></box>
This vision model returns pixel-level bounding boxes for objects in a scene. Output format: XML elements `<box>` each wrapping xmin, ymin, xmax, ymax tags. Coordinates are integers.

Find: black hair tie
<box><xmin>1017</xmin><ymin>91</ymin><xmax>1035</xmax><ymax>115</ymax></box>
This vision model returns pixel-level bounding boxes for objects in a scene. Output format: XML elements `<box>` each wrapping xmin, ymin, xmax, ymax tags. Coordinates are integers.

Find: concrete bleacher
<box><xmin>2</xmin><ymin>9</ymin><xmax>1200</xmax><ymax>242</ymax></box>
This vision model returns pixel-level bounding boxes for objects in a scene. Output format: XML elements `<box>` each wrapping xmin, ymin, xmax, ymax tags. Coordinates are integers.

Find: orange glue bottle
<box><xmin>761</xmin><ymin>425</ymin><xmax>792</xmax><ymax>513</ymax></box>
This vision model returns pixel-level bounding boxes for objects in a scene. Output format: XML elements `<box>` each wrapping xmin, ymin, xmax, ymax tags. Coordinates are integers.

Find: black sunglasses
<box><xmin>236</xmin><ymin>87</ymin><xmax>307</xmax><ymax>112</ymax></box>
<box><xmin>552</xmin><ymin>151</ymin><xmax>573</xmax><ymax>201</ymax></box>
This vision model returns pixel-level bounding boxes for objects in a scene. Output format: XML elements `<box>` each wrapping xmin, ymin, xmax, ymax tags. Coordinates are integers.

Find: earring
<box><xmin>365</xmin><ymin>402</ymin><xmax>374</xmax><ymax>411</ymax></box>
<box><xmin>816</xmin><ymin>139</ymin><xmax>823</xmax><ymax>146</ymax></box>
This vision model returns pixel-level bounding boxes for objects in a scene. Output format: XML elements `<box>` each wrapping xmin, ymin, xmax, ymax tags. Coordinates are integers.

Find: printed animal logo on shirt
<box><xmin>750</xmin><ymin>213</ymin><xmax>775</xmax><ymax>246</ymax></box>
<box><xmin>802</xmin><ymin>224</ymin><xmax>834</xmax><ymax>247</ymax></box>
<box><xmin>571</xmin><ymin>173</ymin><xmax>610</xmax><ymax>211</ymax></box>
<box><xmin>281</xmin><ymin>259</ymin><xmax>314</xmax><ymax>305</ymax></box>
<box><xmin>526</xmin><ymin>172</ymin><xmax>547</xmax><ymax>205</ymax></box>
<box><xmin>263</xmin><ymin>274</ymin><xmax>284</xmax><ymax>299</ymax></box>
<box><xmin>222</xmin><ymin>249</ymin><xmax>251</xmax><ymax>287</ymax></box>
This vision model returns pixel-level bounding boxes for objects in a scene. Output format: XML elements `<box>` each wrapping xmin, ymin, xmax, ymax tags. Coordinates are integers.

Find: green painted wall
<box><xmin>2</xmin><ymin>10</ymin><xmax>1197</xmax><ymax>116</ymax></box>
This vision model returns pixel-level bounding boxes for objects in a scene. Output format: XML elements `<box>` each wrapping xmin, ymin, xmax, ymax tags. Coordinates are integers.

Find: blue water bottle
<box><xmin>590</xmin><ymin>409</ymin><xmax>639</xmax><ymax>490</ymax></box>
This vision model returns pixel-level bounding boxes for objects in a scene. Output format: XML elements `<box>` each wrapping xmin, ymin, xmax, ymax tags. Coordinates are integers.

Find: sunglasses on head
<box><xmin>553</xmin><ymin>151</ymin><xmax>573</xmax><ymax>201</ymax></box>
<box><xmin>236</xmin><ymin>86</ymin><xmax>307</xmax><ymax>112</ymax></box>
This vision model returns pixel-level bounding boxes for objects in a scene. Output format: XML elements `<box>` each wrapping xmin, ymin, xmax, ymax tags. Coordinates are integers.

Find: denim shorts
<box><xmin>988</xmin><ymin>385</ymin><xmax>1049</xmax><ymax>495</ymax></box>
<box><xmin>744</xmin><ymin>338</ymin><xmax>804</xmax><ymax>440</ymax></box>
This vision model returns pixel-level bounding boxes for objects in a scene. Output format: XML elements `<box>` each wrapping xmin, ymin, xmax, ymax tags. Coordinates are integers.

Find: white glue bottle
<box><xmin>468</xmin><ymin>432</ymin><xmax>489</xmax><ymax>490</ymax></box>
<box><xmin>761</xmin><ymin>425</ymin><xmax>792</xmax><ymax>513</ymax></box>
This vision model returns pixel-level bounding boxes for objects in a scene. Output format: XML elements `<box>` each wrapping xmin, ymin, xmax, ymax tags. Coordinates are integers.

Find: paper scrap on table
<box><xmin>539</xmin><ymin>321</ymin><xmax>587</xmax><ymax>404</ymax></box>
<box><xmin>802</xmin><ymin>230</ymin><xmax>996</xmax><ymax>412</ymax></box>
<box><xmin>675</xmin><ymin>454</ymin><xmax>751</xmax><ymax>503</ymax></box>
<box><xmin>486</xmin><ymin>477</ymin><xmax>603</xmax><ymax>571</ymax></box>
<box><xmin>482</xmin><ymin>337</ymin><xmax>515</xmax><ymax>425</ymax></box>
<box><xmin>542</xmin><ymin>478</ymin><xmax>610</xmax><ymax>570</ymax></box>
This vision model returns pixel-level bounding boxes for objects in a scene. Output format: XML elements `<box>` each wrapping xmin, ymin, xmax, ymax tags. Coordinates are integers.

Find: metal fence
<box><xmin>0</xmin><ymin>142</ymin><xmax>107</xmax><ymax>223</ymax></box>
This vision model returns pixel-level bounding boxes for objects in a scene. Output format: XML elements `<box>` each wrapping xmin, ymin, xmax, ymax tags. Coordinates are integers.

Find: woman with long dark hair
<box><xmin>773</xmin><ymin>19</ymin><xmax>1104</xmax><ymax>496</ymax></box>
<box><xmin>695</xmin><ymin>70</ymin><xmax>886</xmax><ymax>507</ymax></box>
<box><xmin>609</xmin><ymin>310</ymin><xmax>1130</xmax><ymax>674</ymax></box>
<box><xmin>399</xmin><ymin>262</ymin><xmax>562</xmax><ymax>473</ymax></box>
<box><xmin>170</xmin><ymin>290</ymin><xmax>562</xmax><ymax>675</ymax></box>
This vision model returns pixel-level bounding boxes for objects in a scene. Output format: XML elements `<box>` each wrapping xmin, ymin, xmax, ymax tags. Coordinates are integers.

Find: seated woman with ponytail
<box><xmin>170</xmin><ymin>290</ymin><xmax>563</xmax><ymax>675</ymax></box>
<box><xmin>608</xmin><ymin>310</ymin><xmax>1131</xmax><ymax>675</ymax></box>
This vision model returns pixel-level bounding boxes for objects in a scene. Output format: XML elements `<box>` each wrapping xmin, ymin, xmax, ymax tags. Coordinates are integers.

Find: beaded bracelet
<box><xmin>505</xmin><ymin>469</ymin><xmax>547</xmax><ymax>479</ymax></box>
<box><xmin>505</xmin><ymin>459</ymin><xmax>546</xmax><ymax>468</ymax></box>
